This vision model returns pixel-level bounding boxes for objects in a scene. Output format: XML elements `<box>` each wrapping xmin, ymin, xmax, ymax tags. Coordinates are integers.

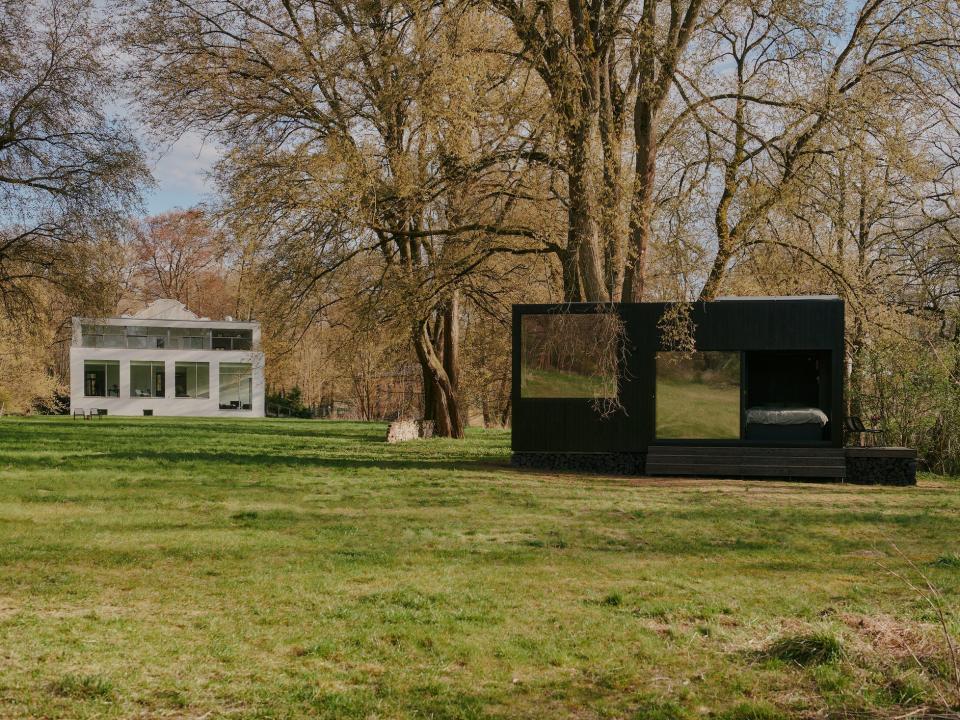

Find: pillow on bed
<box><xmin>746</xmin><ymin>407</ymin><xmax>829</xmax><ymax>426</ymax></box>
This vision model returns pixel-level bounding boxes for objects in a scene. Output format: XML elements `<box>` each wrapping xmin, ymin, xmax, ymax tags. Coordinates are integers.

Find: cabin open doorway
<box><xmin>743</xmin><ymin>350</ymin><xmax>832</xmax><ymax>442</ymax></box>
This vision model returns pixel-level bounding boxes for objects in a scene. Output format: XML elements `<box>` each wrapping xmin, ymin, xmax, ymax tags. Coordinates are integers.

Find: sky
<box><xmin>142</xmin><ymin>130</ymin><xmax>222</xmax><ymax>215</ymax></box>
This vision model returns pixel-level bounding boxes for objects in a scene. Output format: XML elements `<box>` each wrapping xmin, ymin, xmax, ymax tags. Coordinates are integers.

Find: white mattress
<box><xmin>746</xmin><ymin>407</ymin><xmax>829</xmax><ymax>426</ymax></box>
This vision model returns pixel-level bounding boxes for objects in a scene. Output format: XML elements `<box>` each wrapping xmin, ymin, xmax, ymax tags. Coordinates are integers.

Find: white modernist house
<box><xmin>69</xmin><ymin>299</ymin><xmax>265</xmax><ymax>417</ymax></box>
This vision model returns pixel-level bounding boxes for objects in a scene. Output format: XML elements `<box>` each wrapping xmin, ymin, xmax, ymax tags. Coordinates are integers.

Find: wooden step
<box><xmin>645</xmin><ymin>457</ymin><xmax>847</xmax><ymax>465</ymax></box>
<box><xmin>649</xmin><ymin>445</ymin><xmax>844</xmax><ymax>458</ymax></box>
<box><xmin>645</xmin><ymin>464</ymin><xmax>846</xmax><ymax>478</ymax></box>
<box><xmin>645</xmin><ymin>445</ymin><xmax>846</xmax><ymax>478</ymax></box>
<box><xmin>646</xmin><ymin>452</ymin><xmax>845</xmax><ymax>463</ymax></box>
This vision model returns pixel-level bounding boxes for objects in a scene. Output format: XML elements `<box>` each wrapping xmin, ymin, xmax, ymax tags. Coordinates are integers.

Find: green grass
<box><xmin>521</xmin><ymin>367</ymin><xmax>616</xmax><ymax>398</ymax></box>
<box><xmin>763</xmin><ymin>631</ymin><xmax>844</xmax><ymax>666</ymax></box>
<box><xmin>656</xmin><ymin>377</ymin><xmax>741</xmax><ymax>439</ymax></box>
<box><xmin>0</xmin><ymin>417</ymin><xmax>959</xmax><ymax>718</ymax></box>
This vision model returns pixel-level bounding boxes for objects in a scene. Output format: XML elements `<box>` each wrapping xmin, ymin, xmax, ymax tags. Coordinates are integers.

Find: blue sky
<box><xmin>142</xmin><ymin>130</ymin><xmax>221</xmax><ymax>215</ymax></box>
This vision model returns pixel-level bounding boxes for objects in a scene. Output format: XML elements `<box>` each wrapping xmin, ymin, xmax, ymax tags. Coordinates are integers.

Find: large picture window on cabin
<box><xmin>520</xmin><ymin>314</ymin><xmax>618</xmax><ymax>398</ymax></box>
<box><xmin>656</xmin><ymin>352</ymin><xmax>740</xmax><ymax>439</ymax></box>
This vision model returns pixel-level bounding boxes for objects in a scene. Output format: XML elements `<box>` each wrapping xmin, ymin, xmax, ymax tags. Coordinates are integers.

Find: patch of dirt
<box><xmin>622</xmin><ymin>477</ymin><xmax>731</xmax><ymax>488</ymax></box>
<box><xmin>643</xmin><ymin>620</ymin><xmax>674</xmax><ymax>637</ymax></box>
<box><xmin>0</xmin><ymin>602</ymin><xmax>19</xmax><ymax>620</ymax></box>
<box><xmin>839</xmin><ymin>612</ymin><xmax>943</xmax><ymax>662</ymax></box>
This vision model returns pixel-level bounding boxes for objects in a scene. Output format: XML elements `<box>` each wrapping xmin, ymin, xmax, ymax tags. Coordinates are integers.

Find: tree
<box><xmin>128</xmin><ymin>209</ymin><xmax>239</xmax><ymax>319</ymax></box>
<box><xmin>126</xmin><ymin>0</ymin><xmax>544</xmax><ymax>437</ymax></box>
<box><xmin>677</xmin><ymin>0</ymin><xmax>960</xmax><ymax>301</ymax></box>
<box><xmin>0</xmin><ymin>290</ymin><xmax>60</xmax><ymax>415</ymax></box>
<box><xmin>621</xmin><ymin>0</ymin><xmax>709</xmax><ymax>301</ymax></box>
<box><xmin>706</xmin><ymin>0</ymin><xmax>960</xmax><ymax>470</ymax></box>
<box><xmin>0</xmin><ymin>0</ymin><xmax>146</xmax><ymax>316</ymax></box>
<box><xmin>489</xmin><ymin>0</ymin><xmax>629</xmax><ymax>301</ymax></box>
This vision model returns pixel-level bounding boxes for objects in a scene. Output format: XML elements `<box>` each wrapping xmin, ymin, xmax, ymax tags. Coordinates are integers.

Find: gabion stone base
<box><xmin>514</xmin><ymin>449</ymin><xmax>918</xmax><ymax>485</ymax></box>
<box><xmin>511</xmin><ymin>452</ymin><xmax>646</xmax><ymax>475</ymax></box>
<box><xmin>845</xmin><ymin>448</ymin><xmax>917</xmax><ymax>486</ymax></box>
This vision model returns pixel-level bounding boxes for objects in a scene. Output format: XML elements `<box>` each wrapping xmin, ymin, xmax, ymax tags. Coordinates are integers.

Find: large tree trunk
<box><xmin>421</xmin><ymin>357</ymin><xmax>436</xmax><ymax>424</ymax></box>
<box><xmin>599</xmin><ymin>48</ymin><xmax>628</xmax><ymax>301</ymax></box>
<box><xmin>699</xmin><ymin>240</ymin><xmax>732</xmax><ymax>301</ymax></box>
<box><xmin>414</xmin><ymin>306</ymin><xmax>464</xmax><ymax>439</ymax></box>
<box><xmin>499</xmin><ymin>395</ymin><xmax>512</xmax><ymax>427</ymax></box>
<box><xmin>623</xmin><ymin>10</ymin><xmax>658</xmax><ymax>304</ymax></box>
<box><xmin>623</xmin><ymin>97</ymin><xmax>657</xmax><ymax>302</ymax></box>
<box><xmin>560</xmin><ymin>246</ymin><xmax>583</xmax><ymax>301</ymax></box>
<box><xmin>848</xmin><ymin>178</ymin><xmax>870</xmax><ymax>421</ymax></box>
<box><xmin>700</xmin><ymin>94</ymin><xmax>747</xmax><ymax>302</ymax></box>
<box><xmin>622</xmin><ymin>0</ymin><xmax>707</xmax><ymax>302</ymax></box>
<box><xmin>567</xmin><ymin>115</ymin><xmax>610</xmax><ymax>303</ymax></box>
<box><xmin>442</xmin><ymin>289</ymin><xmax>461</xmax><ymax>428</ymax></box>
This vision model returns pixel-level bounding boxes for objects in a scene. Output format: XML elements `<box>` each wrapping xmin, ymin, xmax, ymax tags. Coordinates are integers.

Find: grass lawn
<box><xmin>521</xmin><ymin>368</ymin><xmax>616</xmax><ymax>398</ymax></box>
<box><xmin>1</xmin><ymin>417</ymin><xmax>959</xmax><ymax>719</ymax></box>
<box><xmin>655</xmin><ymin>378</ymin><xmax>741</xmax><ymax>439</ymax></box>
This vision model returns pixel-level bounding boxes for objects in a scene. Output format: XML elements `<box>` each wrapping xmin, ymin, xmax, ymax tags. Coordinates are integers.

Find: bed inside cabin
<box><xmin>744</xmin><ymin>350</ymin><xmax>831</xmax><ymax>442</ymax></box>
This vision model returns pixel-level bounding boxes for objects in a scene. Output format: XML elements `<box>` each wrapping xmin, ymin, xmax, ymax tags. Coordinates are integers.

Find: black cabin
<box><xmin>510</xmin><ymin>296</ymin><xmax>877</xmax><ymax>481</ymax></box>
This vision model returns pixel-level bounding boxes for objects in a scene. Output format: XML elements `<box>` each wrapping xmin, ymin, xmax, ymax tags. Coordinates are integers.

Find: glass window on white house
<box><xmin>84</xmin><ymin>361</ymin><xmax>120</xmax><ymax>397</ymax></box>
<box><xmin>130</xmin><ymin>361</ymin><xmax>166</xmax><ymax>398</ymax></box>
<box><xmin>175</xmin><ymin>362</ymin><xmax>210</xmax><ymax>398</ymax></box>
<box><xmin>81</xmin><ymin>325</ymin><xmax>125</xmax><ymax>348</ymax></box>
<box><xmin>212</xmin><ymin>329</ymin><xmax>253</xmax><ymax>351</ymax></box>
<box><xmin>219</xmin><ymin>363</ymin><xmax>252</xmax><ymax>409</ymax></box>
<box><xmin>169</xmin><ymin>327</ymin><xmax>209</xmax><ymax>350</ymax></box>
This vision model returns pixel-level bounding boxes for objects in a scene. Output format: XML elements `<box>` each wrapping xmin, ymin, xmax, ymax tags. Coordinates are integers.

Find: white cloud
<box><xmin>150</xmin><ymin>131</ymin><xmax>222</xmax><ymax>195</ymax></box>
<box><xmin>142</xmin><ymin>131</ymin><xmax>223</xmax><ymax>214</ymax></box>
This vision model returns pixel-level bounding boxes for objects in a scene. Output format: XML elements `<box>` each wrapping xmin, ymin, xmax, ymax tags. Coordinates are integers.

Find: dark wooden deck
<box><xmin>645</xmin><ymin>445</ymin><xmax>847</xmax><ymax>479</ymax></box>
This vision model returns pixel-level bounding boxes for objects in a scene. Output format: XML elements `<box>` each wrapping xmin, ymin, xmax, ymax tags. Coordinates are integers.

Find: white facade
<box><xmin>69</xmin><ymin>300</ymin><xmax>265</xmax><ymax>417</ymax></box>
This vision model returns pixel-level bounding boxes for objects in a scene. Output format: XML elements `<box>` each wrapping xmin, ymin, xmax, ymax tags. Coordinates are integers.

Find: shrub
<box><xmin>764</xmin><ymin>631</ymin><xmax>843</xmax><ymax>666</ymax></box>
<box><xmin>602</xmin><ymin>592</ymin><xmax>623</xmax><ymax>607</ymax></box>
<box><xmin>48</xmin><ymin>673</ymin><xmax>114</xmax><ymax>699</ymax></box>
<box><xmin>266</xmin><ymin>386</ymin><xmax>312</xmax><ymax>418</ymax></box>
<box><xmin>933</xmin><ymin>554</ymin><xmax>960</xmax><ymax>568</ymax></box>
<box><xmin>856</xmin><ymin>337</ymin><xmax>960</xmax><ymax>475</ymax></box>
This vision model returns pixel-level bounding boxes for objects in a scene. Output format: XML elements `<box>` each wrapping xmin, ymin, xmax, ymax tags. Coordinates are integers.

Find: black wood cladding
<box><xmin>512</xmin><ymin>299</ymin><xmax>845</xmax><ymax>452</ymax></box>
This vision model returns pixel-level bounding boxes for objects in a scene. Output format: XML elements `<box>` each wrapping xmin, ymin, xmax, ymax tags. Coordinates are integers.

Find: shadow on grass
<box><xmin>0</xmin><ymin>449</ymin><xmax>512</xmax><ymax>473</ymax></box>
<box><xmin>0</xmin><ymin>417</ymin><xmax>391</xmax><ymax>443</ymax></box>
<box><xmin>0</xmin><ymin>419</ymin><xmax>511</xmax><ymax>454</ymax></box>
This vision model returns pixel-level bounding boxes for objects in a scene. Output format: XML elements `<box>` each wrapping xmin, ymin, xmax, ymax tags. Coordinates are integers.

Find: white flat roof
<box><xmin>75</xmin><ymin>298</ymin><xmax>259</xmax><ymax>328</ymax></box>
<box><xmin>75</xmin><ymin>316</ymin><xmax>259</xmax><ymax>329</ymax></box>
